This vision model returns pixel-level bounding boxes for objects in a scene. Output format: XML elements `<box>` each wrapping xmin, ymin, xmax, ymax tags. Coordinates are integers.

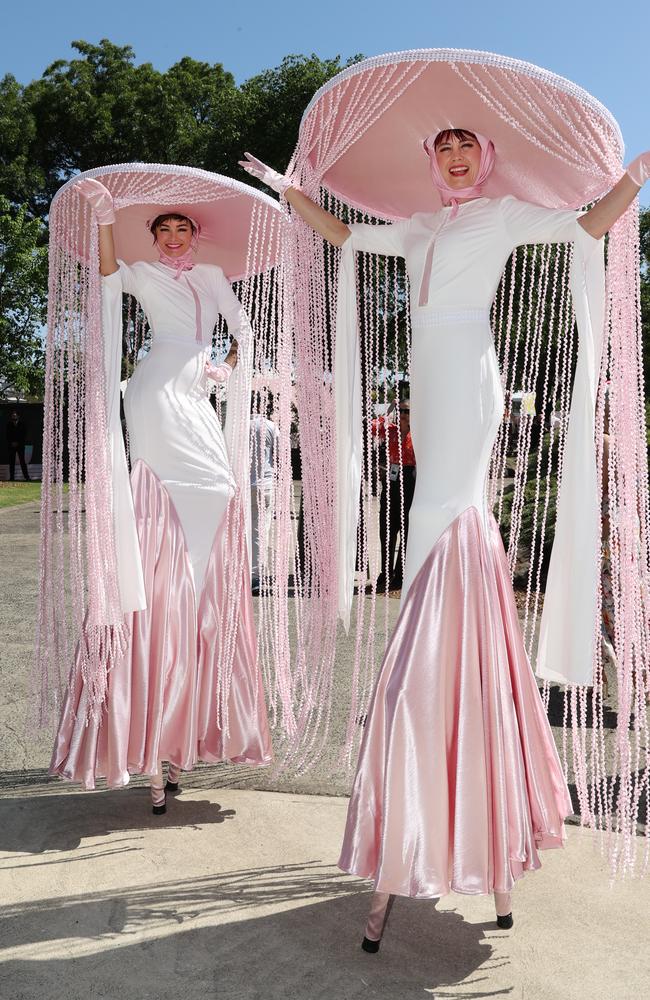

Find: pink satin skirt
<box><xmin>50</xmin><ymin>460</ymin><xmax>272</xmax><ymax>789</ymax></box>
<box><xmin>339</xmin><ymin>506</ymin><xmax>572</xmax><ymax>898</ymax></box>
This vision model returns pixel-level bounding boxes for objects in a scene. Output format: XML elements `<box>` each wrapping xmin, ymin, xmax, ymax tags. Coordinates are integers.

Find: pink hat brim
<box><xmin>51</xmin><ymin>163</ymin><xmax>285</xmax><ymax>280</ymax></box>
<box><xmin>298</xmin><ymin>49</ymin><xmax>623</xmax><ymax>220</ymax></box>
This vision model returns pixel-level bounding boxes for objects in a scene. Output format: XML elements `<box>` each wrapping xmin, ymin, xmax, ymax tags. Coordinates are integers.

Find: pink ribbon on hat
<box><xmin>157</xmin><ymin>245</ymin><xmax>196</xmax><ymax>279</ymax></box>
<box><xmin>423</xmin><ymin>131</ymin><xmax>495</xmax><ymax>220</ymax></box>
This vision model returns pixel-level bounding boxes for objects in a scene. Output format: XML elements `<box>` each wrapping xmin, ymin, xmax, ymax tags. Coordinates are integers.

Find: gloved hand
<box><xmin>204</xmin><ymin>360</ymin><xmax>233</xmax><ymax>384</ymax></box>
<box><xmin>626</xmin><ymin>152</ymin><xmax>650</xmax><ymax>188</ymax></box>
<box><xmin>75</xmin><ymin>177</ymin><xmax>116</xmax><ymax>225</ymax></box>
<box><xmin>238</xmin><ymin>152</ymin><xmax>294</xmax><ymax>195</ymax></box>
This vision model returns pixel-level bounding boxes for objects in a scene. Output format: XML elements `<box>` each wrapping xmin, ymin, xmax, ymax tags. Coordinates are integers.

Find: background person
<box><xmin>371</xmin><ymin>399</ymin><xmax>416</xmax><ymax>591</ymax></box>
<box><xmin>5</xmin><ymin>411</ymin><xmax>31</xmax><ymax>481</ymax></box>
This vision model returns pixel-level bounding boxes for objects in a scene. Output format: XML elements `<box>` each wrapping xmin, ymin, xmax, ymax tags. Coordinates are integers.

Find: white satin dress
<box><xmin>339</xmin><ymin>196</ymin><xmax>600</xmax><ymax>897</ymax></box>
<box><xmin>50</xmin><ymin>260</ymin><xmax>272</xmax><ymax>788</ymax></box>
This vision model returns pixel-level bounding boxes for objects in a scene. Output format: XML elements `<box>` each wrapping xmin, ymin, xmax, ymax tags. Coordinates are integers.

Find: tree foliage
<box><xmin>0</xmin><ymin>197</ymin><xmax>48</xmax><ymax>397</ymax></box>
<box><xmin>0</xmin><ymin>40</ymin><xmax>357</xmax><ymax>396</ymax></box>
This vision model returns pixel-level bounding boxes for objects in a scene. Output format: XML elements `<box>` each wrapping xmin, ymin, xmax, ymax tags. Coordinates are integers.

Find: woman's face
<box><xmin>155</xmin><ymin>218</ymin><xmax>193</xmax><ymax>256</ymax></box>
<box><xmin>434</xmin><ymin>133</ymin><xmax>482</xmax><ymax>189</ymax></box>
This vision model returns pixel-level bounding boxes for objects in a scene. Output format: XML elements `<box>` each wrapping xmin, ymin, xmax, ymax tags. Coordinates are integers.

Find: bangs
<box><xmin>149</xmin><ymin>213</ymin><xmax>196</xmax><ymax>235</ymax></box>
<box><xmin>433</xmin><ymin>129</ymin><xmax>478</xmax><ymax>150</ymax></box>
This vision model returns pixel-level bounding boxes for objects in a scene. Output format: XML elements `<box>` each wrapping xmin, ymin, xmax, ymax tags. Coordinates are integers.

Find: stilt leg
<box><xmin>361</xmin><ymin>891</ymin><xmax>395</xmax><ymax>953</ymax></box>
<box><xmin>166</xmin><ymin>762</ymin><xmax>182</xmax><ymax>793</ymax></box>
<box><xmin>150</xmin><ymin>761</ymin><xmax>166</xmax><ymax>815</ymax></box>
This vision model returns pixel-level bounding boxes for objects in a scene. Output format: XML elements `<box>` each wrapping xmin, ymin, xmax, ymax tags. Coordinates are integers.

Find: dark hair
<box><xmin>433</xmin><ymin>128</ymin><xmax>478</xmax><ymax>150</ymax></box>
<box><xmin>149</xmin><ymin>213</ymin><xmax>196</xmax><ymax>238</ymax></box>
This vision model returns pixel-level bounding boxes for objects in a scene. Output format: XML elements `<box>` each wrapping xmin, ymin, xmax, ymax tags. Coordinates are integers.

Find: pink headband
<box><xmin>423</xmin><ymin>131</ymin><xmax>495</xmax><ymax>218</ymax></box>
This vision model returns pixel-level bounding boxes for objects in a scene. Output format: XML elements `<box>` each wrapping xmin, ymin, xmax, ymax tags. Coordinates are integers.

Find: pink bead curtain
<box><xmin>286</xmin><ymin>51</ymin><xmax>649</xmax><ymax>877</ymax></box>
<box><xmin>37</xmin><ymin>165</ymin><xmax>295</xmax><ymax>744</ymax></box>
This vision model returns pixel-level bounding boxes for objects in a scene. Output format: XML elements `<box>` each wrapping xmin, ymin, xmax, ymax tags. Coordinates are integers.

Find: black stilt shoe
<box><xmin>151</xmin><ymin>787</ymin><xmax>167</xmax><ymax>815</ymax></box>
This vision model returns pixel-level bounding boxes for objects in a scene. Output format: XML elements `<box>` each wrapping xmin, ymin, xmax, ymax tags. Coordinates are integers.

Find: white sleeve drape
<box><xmin>101</xmin><ymin>269</ymin><xmax>146</xmax><ymax>613</ymax></box>
<box><xmin>501</xmin><ymin>197</ymin><xmax>606</xmax><ymax>685</ymax></box>
<box><xmin>217</xmin><ymin>267</ymin><xmax>254</xmax><ymax>558</ymax></box>
<box><xmin>536</xmin><ymin>223</ymin><xmax>605</xmax><ymax>686</ymax></box>
<box><xmin>336</xmin><ymin>221</ymin><xmax>409</xmax><ymax>629</ymax></box>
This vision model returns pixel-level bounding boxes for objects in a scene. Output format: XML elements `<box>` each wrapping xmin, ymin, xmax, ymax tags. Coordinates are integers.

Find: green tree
<box><xmin>0</xmin><ymin>75</ymin><xmax>43</xmax><ymax>207</ymax></box>
<box><xmin>237</xmin><ymin>54</ymin><xmax>362</xmax><ymax>177</ymax></box>
<box><xmin>20</xmin><ymin>40</ymin><xmax>241</xmax><ymax>211</ymax></box>
<box><xmin>0</xmin><ymin>197</ymin><xmax>48</xmax><ymax>398</ymax></box>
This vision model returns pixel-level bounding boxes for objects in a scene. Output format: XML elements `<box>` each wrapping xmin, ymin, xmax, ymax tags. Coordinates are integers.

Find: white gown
<box><xmin>337</xmin><ymin>196</ymin><xmax>603</xmax><ymax>897</ymax></box>
<box><xmin>337</xmin><ymin>195</ymin><xmax>604</xmax><ymax>685</ymax></box>
<box><xmin>50</xmin><ymin>259</ymin><xmax>272</xmax><ymax>788</ymax></box>
<box><xmin>118</xmin><ymin>260</ymin><xmax>242</xmax><ymax>590</ymax></box>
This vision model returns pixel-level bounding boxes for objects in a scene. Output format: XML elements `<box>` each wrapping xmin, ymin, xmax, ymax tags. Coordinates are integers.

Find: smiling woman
<box><xmin>240</xmin><ymin>46</ymin><xmax>650</xmax><ymax>947</ymax></box>
<box><xmin>45</xmin><ymin>168</ymin><xmax>282</xmax><ymax>818</ymax></box>
<box><xmin>431</xmin><ymin>129</ymin><xmax>482</xmax><ymax>183</ymax></box>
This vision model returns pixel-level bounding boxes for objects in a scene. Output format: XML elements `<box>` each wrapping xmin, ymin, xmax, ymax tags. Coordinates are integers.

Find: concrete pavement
<box><xmin>1</xmin><ymin>784</ymin><xmax>649</xmax><ymax>1000</ymax></box>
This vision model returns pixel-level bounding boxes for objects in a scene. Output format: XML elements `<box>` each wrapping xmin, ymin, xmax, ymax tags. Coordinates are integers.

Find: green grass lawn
<box><xmin>0</xmin><ymin>482</ymin><xmax>42</xmax><ymax>509</ymax></box>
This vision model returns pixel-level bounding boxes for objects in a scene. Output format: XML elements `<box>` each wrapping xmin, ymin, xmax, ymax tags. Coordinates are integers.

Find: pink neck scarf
<box><xmin>157</xmin><ymin>245</ymin><xmax>196</xmax><ymax>279</ymax></box>
<box><xmin>423</xmin><ymin>131</ymin><xmax>495</xmax><ymax>220</ymax></box>
<box><xmin>155</xmin><ymin>238</ymin><xmax>203</xmax><ymax>344</ymax></box>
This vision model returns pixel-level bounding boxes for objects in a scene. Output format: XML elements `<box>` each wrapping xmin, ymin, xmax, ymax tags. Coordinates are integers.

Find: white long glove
<box><xmin>74</xmin><ymin>177</ymin><xmax>116</xmax><ymax>225</ymax></box>
<box><xmin>238</xmin><ymin>152</ymin><xmax>295</xmax><ymax>195</ymax></box>
<box><xmin>626</xmin><ymin>151</ymin><xmax>650</xmax><ymax>188</ymax></box>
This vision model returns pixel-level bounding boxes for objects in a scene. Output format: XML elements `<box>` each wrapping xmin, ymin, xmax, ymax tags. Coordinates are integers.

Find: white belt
<box><xmin>410</xmin><ymin>307</ymin><xmax>491</xmax><ymax>329</ymax></box>
<box><xmin>152</xmin><ymin>333</ymin><xmax>207</xmax><ymax>351</ymax></box>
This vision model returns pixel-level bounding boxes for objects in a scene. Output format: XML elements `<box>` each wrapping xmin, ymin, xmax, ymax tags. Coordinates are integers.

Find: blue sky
<box><xmin>2</xmin><ymin>0</ymin><xmax>648</xmax><ymax>195</ymax></box>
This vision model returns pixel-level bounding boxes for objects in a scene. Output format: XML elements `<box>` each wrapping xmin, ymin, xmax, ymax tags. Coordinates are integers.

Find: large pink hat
<box><xmin>294</xmin><ymin>48</ymin><xmax>624</xmax><ymax>219</ymax></box>
<box><xmin>51</xmin><ymin>163</ymin><xmax>285</xmax><ymax>280</ymax></box>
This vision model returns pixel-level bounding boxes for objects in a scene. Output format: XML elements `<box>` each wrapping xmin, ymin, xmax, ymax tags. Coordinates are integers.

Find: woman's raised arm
<box><xmin>239</xmin><ymin>153</ymin><xmax>351</xmax><ymax>247</ymax></box>
<box><xmin>75</xmin><ymin>177</ymin><xmax>119</xmax><ymax>275</ymax></box>
<box><xmin>578</xmin><ymin>152</ymin><xmax>649</xmax><ymax>240</ymax></box>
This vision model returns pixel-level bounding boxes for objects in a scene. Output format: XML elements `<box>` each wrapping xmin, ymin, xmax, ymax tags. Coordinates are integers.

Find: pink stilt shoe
<box><xmin>151</xmin><ymin>762</ymin><xmax>166</xmax><ymax>816</ymax></box>
<box><xmin>361</xmin><ymin>891</ymin><xmax>395</xmax><ymax>953</ymax></box>
<box><xmin>150</xmin><ymin>783</ymin><xmax>166</xmax><ymax>815</ymax></box>
<box><xmin>165</xmin><ymin>762</ymin><xmax>182</xmax><ymax>794</ymax></box>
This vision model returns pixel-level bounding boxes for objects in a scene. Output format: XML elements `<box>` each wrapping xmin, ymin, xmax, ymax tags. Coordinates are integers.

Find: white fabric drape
<box><xmin>336</xmin><ymin>218</ymin><xmax>605</xmax><ymax>684</ymax></box>
<box><xmin>101</xmin><ymin>271</ymin><xmax>146</xmax><ymax>613</ymax></box>
<box><xmin>537</xmin><ymin>227</ymin><xmax>605</xmax><ymax>685</ymax></box>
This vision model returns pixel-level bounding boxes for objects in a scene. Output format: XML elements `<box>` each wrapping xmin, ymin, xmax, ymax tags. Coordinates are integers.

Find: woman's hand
<box><xmin>239</xmin><ymin>152</ymin><xmax>350</xmax><ymax>246</ymax></box>
<box><xmin>75</xmin><ymin>177</ymin><xmax>118</xmax><ymax>275</ymax></box>
<box><xmin>626</xmin><ymin>151</ymin><xmax>650</xmax><ymax>188</ymax></box>
<box><xmin>204</xmin><ymin>360</ymin><xmax>234</xmax><ymax>385</ymax></box>
<box><xmin>578</xmin><ymin>150</ymin><xmax>650</xmax><ymax>240</ymax></box>
<box><xmin>75</xmin><ymin>177</ymin><xmax>115</xmax><ymax>225</ymax></box>
<box><xmin>239</xmin><ymin>152</ymin><xmax>293</xmax><ymax>195</ymax></box>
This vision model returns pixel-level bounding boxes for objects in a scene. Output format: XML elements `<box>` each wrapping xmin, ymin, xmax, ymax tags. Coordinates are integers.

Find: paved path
<box><xmin>1</xmin><ymin>785</ymin><xmax>648</xmax><ymax>1000</ymax></box>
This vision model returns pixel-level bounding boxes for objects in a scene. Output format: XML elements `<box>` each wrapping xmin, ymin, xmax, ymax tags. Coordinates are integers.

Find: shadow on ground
<box><xmin>0</xmin><ymin>869</ymin><xmax>506</xmax><ymax>1000</ymax></box>
<box><xmin>0</xmin><ymin>788</ymin><xmax>235</xmax><ymax>854</ymax></box>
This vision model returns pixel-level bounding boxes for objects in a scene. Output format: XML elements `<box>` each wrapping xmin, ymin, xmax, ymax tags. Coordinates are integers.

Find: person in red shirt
<box><xmin>371</xmin><ymin>399</ymin><xmax>416</xmax><ymax>591</ymax></box>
